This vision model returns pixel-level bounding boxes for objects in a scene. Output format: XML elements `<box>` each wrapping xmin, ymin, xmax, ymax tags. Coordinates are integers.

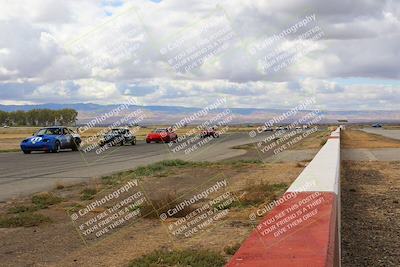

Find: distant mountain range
<box><xmin>1</xmin><ymin>103</ymin><xmax>399</xmax><ymax>124</ymax></box>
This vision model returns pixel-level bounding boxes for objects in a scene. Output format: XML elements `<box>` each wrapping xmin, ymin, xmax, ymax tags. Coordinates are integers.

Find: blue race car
<box><xmin>20</xmin><ymin>126</ymin><xmax>81</xmax><ymax>154</ymax></box>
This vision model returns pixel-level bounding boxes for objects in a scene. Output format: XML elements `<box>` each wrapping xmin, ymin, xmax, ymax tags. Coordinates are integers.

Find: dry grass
<box><xmin>0</xmin><ymin>127</ymin><xmax>42</xmax><ymax>135</ymax></box>
<box><xmin>292</xmin><ymin>129</ymin><xmax>331</xmax><ymax>149</ymax></box>
<box><xmin>383</xmin><ymin>125</ymin><xmax>400</xmax><ymax>130</ymax></box>
<box><xmin>55</xmin><ymin>181</ymin><xmax>65</xmax><ymax>190</ymax></box>
<box><xmin>341</xmin><ymin>129</ymin><xmax>400</xmax><ymax>149</ymax></box>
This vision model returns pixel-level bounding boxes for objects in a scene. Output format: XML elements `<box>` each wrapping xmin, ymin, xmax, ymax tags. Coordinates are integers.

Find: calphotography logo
<box><xmin>69</xmin><ymin>179</ymin><xmax>146</xmax><ymax>241</ymax></box>
<box><xmin>248</xmin><ymin>14</ymin><xmax>325</xmax><ymax>75</ymax></box>
<box><xmin>158</xmin><ymin>6</ymin><xmax>239</xmax><ymax>74</ymax></box>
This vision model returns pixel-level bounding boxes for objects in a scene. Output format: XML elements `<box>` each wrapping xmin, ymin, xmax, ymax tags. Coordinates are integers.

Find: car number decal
<box><xmin>31</xmin><ymin>137</ymin><xmax>43</xmax><ymax>144</ymax></box>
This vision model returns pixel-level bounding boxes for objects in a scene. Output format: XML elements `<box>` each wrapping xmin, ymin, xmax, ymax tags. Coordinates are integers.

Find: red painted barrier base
<box><xmin>227</xmin><ymin>192</ymin><xmax>338</xmax><ymax>267</ymax></box>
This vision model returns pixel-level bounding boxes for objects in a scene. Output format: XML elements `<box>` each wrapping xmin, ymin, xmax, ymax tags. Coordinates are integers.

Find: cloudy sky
<box><xmin>0</xmin><ymin>0</ymin><xmax>399</xmax><ymax>110</ymax></box>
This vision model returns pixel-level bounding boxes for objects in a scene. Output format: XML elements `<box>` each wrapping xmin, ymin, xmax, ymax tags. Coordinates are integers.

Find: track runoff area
<box><xmin>228</xmin><ymin>127</ymin><xmax>342</xmax><ymax>267</ymax></box>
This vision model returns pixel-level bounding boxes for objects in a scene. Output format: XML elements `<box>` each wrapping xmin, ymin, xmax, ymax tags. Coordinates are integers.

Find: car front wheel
<box><xmin>131</xmin><ymin>138</ymin><xmax>136</xmax><ymax>145</ymax></box>
<box><xmin>23</xmin><ymin>150</ymin><xmax>31</xmax><ymax>154</ymax></box>
<box><xmin>52</xmin><ymin>141</ymin><xmax>60</xmax><ymax>153</ymax></box>
<box><xmin>72</xmin><ymin>138</ymin><xmax>80</xmax><ymax>151</ymax></box>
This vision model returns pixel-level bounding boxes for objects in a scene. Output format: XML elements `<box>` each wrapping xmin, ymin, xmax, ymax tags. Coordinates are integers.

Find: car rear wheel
<box><xmin>52</xmin><ymin>141</ymin><xmax>60</xmax><ymax>153</ymax></box>
<box><xmin>23</xmin><ymin>150</ymin><xmax>31</xmax><ymax>154</ymax></box>
<box><xmin>131</xmin><ymin>137</ymin><xmax>136</xmax><ymax>145</ymax></box>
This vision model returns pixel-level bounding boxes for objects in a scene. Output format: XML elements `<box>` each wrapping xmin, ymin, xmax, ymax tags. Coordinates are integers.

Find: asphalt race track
<box><xmin>0</xmin><ymin>132</ymin><xmax>274</xmax><ymax>201</ymax></box>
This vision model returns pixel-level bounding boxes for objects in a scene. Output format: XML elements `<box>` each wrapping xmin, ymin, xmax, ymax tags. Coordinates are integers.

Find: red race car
<box><xmin>200</xmin><ymin>127</ymin><xmax>220</xmax><ymax>138</ymax></box>
<box><xmin>146</xmin><ymin>128</ymin><xmax>178</xmax><ymax>143</ymax></box>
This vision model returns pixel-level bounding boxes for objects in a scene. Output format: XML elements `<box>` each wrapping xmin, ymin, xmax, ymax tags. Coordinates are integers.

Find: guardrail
<box><xmin>227</xmin><ymin>127</ymin><xmax>342</xmax><ymax>267</ymax></box>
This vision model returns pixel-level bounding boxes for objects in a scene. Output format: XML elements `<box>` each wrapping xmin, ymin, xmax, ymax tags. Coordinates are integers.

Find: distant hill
<box><xmin>1</xmin><ymin>103</ymin><xmax>399</xmax><ymax>124</ymax></box>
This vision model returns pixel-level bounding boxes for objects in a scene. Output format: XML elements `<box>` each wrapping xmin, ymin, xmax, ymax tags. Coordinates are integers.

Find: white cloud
<box><xmin>0</xmin><ymin>0</ymin><xmax>399</xmax><ymax>110</ymax></box>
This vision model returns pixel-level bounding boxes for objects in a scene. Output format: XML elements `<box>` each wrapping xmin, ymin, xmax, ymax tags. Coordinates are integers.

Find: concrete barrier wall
<box><xmin>227</xmin><ymin>127</ymin><xmax>341</xmax><ymax>267</ymax></box>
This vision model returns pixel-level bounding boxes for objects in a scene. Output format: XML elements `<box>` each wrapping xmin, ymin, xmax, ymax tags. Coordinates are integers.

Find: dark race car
<box><xmin>20</xmin><ymin>126</ymin><xmax>81</xmax><ymax>154</ymax></box>
<box><xmin>99</xmin><ymin>128</ymin><xmax>136</xmax><ymax>147</ymax></box>
<box><xmin>146</xmin><ymin>128</ymin><xmax>177</xmax><ymax>143</ymax></box>
<box><xmin>200</xmin><ymin>127</ymin><xmax>220</xmax><ymax>138</ymax></box>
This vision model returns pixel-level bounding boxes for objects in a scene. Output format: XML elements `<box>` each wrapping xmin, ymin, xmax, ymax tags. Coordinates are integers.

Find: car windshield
<box><xmin>153</xmin><ymin>129</ymin><xmax>167</xmax><ymax>133</ymax></box>
<box><xmin>35</xmin><ymin>128</ymin><xmax>62</xmax><ymax>136</ymax></box>
<box><xmin>105</xmin><ymin>129</ymin><xmax>120</xmax><ymax>135</ymax></box>
<box><xmin>106</xmin><ymin>129</ymin><xmax>128</xmax><ymax>135</ymax></box>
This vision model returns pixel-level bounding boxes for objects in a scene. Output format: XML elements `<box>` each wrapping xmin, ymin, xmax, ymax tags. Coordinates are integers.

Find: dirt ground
<box><xmin>341</xmin><ymin>129</ymin><xmax>400</xmax><ymax>266</ymax></box>
<box><xmin>0</xmin><ymin>160</ymin><xmax>304</xmax><ymax>267</ymax></box>
<box><xmin>341</xmin><ymin>161</ymin><xmax>400</xmax><ymax>266</ymax></box>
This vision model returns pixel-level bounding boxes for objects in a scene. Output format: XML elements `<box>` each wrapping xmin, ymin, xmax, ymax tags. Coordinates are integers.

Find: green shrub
<box><xmin>101</xmin><ymin>174</ymin><xmax>120</xmax><ymax>185</ymax></box>
<box><xmin>0</xmin><ymin>213</ymin><xmax>51</xmax><ymax>228</ymax></box>
<box><xmin>31</xmin><ymin>192</ymin><xmax>62</xmax><ymax>209</ymax></box>
<box><xmin>141</xmin><ymin>192</ymin><xmax>195</xmax><ymax>219</ymax></box>
<box><xmin>129</xmin><ymin>249</ymin><xmax>226</xmax><ymax>267</ymax></box>
<box><xmin>7</xmin><ymin>205</ymin><xmax>38</xmax><ymax>214</ymax></box>
<box><xmin>235</xmin><ymin>182</ymin><xmax>289</xmax><ymax>207</ymax></box>
<box><xmin>80</xmin><ymin>188</ymin><xmax>98</xmax><ymax>200</ymax></box>
<box><xmin>224</xmin><ymin>243</ymin><xmax>241</xmax><ymax>255</ymax></box>
<box><xmin>132</xmin><ymin>160</ymin><xmax>194</xmax><ymax>177</ymax></box>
